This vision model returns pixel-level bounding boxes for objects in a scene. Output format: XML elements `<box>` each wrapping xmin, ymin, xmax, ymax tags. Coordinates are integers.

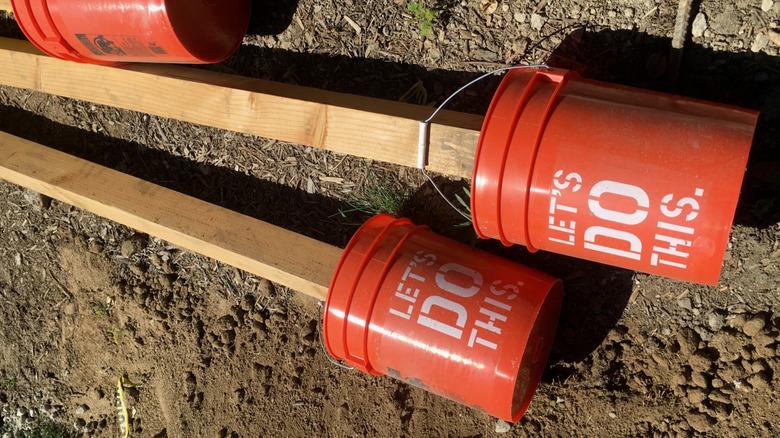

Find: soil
<box><xmin>1</xmin><ymin>0</ymin><xmax>780</xmax><ymax>437</ymax></box>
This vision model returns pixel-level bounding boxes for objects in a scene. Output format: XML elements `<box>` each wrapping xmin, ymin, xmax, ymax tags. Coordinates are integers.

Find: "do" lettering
<box><xmin>584</xmin><ymin>180</ymin><xmax>649</xmax><ymax>261</ymax></box>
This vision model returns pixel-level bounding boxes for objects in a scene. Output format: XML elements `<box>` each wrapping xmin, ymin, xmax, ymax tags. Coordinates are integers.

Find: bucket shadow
<box><xmin>0</xmin><ymin>11</ymin><xmax>23</xmax><ymax>39</ymax></box>
<box><xmin>217</xmin><ymin>46</ymin><xmax>500</xmax><ymax>115</ymax></box>
<box><xmin>2</xmin><ymin>14</ymin><xmax>778</xmax><ymax>370</ymax></box>
<box><xmin>247</xmin><ymin>0</ymin><xmax>299</xmax><ymax>36</ymax></box>
<box><xmin>0</xmin><ymin>106</ymin><xmax>357</xmax><ymax>247</ymax></box>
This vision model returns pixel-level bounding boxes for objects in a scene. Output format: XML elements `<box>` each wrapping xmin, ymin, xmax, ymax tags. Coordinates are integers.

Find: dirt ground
<box><xmin>1</xmin><ymin>0</ymin><xmax>780</xmax><ymax>437</ymax></box>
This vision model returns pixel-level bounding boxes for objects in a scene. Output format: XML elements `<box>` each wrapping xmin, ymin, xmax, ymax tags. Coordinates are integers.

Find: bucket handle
<box><xmin>318</xmin><ymin>301</ymin><xmax>355</xmax><ymax>371</ymax></box>
<box><xmin>416</xmin><ymin>65</ymin><xmax>550</xmax><ymax>222</ymax></box>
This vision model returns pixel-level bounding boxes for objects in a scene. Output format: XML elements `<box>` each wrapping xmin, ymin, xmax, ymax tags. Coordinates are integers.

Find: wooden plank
<box><xmin>0</xmin><ymin>37</ymin><xmax>482</xmax><ymax>178</ymax></box>
<box><xmin>0</xmin><ymin>130</ymin><xmax>341</xmax><ymax>301</ymax></box>
<box><xmin>0</xmin><ymin>0</ymin><xmax>10</xmax><ymax>12</ymax></box>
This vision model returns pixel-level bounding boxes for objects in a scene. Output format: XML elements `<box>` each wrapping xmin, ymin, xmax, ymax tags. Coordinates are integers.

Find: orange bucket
<box><xmin>472</xmin><ymin>67</ymin><xmax>758</xmax><ymax>285</ymax></box>
<box><xmin>10</xmin><ymin>0</ymin><xmax>250</xmax><ymax>64</ymax></box>
<box><xmin>323</xmin><ymin>214</ymin><xmax>563</xmax><ymax>422</ymax></box>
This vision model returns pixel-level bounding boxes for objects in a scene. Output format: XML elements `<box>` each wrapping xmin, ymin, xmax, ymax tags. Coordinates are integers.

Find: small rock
<box><xmin>762</xmin><ymin>0</ymin><xmax>774</xmax><ymax>13</ymax></box>
<box><xmin>677</xmin><ymin>328</ymin><xmax>700</xmax><ymax>356</ymax></box>
<box><xmin>691</xmin><ymin>372</ymin><xmax>709</xmax><ymax>388</ymax></box>
<box><xmin>120</xmin><ymin>234</ymin><xmax>148</xmax><ymax>258</ymax></box>
<box><xmin>495</xmin><ymin>419</ymin><xmax>511</xmax><ymax>433</ymax></box>
<box><xmin>129</xmin><ymin>264</ymin><xmax>146</xmax><ymax>276</ymax></box>
<box><xmin>623</xmin><ymin>7</ymin><xmax>635</xmax><ymax>18</ymax></box>
<box><xmin>709</xmin><ymin>332</ymin><xmax>741</xmax><ymax>361</ymax></box>
<box><xmin>221</xmin><ymin>329</ymin><xmax>236</xmax><ymax>344</ymax></box>
<box><xmin>693</xmin><ymin>326</ymin><xmax>712</xmax><ymax>342</ymax></box>
<box><xmin>747</xmin><ymin>372</ymin><xmax>771</xmax><ymax>391</ymax></box>
<box><xmin>687</xmin><ymin>388</ymin><xmax>707</xmax><ymax>404</ymax></box>
<box><xmin>752</xmin><ymin>33</ymin><xmax>770</xmax><ymax>53</ymax></box>
<box><xmin>742</xmin><ymin>316</ymin><xmax>766</xmax><ymax>337</ymax></box>
<box><xmin>717</xmin><ymin>366</ymin><xmax>737</xmax><ymax>383</ymax></box>
<box><xmin>689</xmin><ymin>353</ymin><xmax>712</xmax><ymax>372</ymax></box>
<box><xmin>513</xmin><ymin>12</ymin><xmax>526</xmax><ymax>23</ymax></box>
<box><xmin>711</xmin><ymin>378</ymin><xmax>724</xmax><ymax>388</ymax></box>
<box><xmin>768</xmin><ymin>30</ymin><xmax>780</xmax><ymax>47</ymax></box>
<box><xmin>727</xmin><ymin>313</ymin><xmax>747</xmax><ymax>328</ymax></box>
<box><xmin>692</xmin><ymin>13</ymin><xmax>708</xmax><ymax>38</ymax></box>
<box><xmin>751</xmin><ymin>360</ymin><xmax>769</xmax><ymax>374</ymax></box>
<box><xmin>87</xmin><ymin>239</ymin><xmax>103</xmax><ymax>254</ymax></box>
<box><xmin>677</xmin><ymin>297</ymin><xmax>693</xmax><ymax>310</ymax></box>
<box><xmin>707</xmin><ymin>401</ymin><xmax>731</xmax><ymax>420</ymax></box>
<box><xmin>158</xmin><ymin>274</ymin><xmax>172</xmax><ymax>288</ymax></box>
<box><xmin>754</xmin><ymin>332</ymin><xmax>774</xmax><ymax>347</ymax></box>
<box><xmin>687</xmin><ymin>412</ymin><xmax>713</xmax><ymax>433</ymax></box>
<box><xmin>706</xmin><ymin>312</ymin><xmax>725</xmax><ymax>332</ymax></box>
<box><xmin>708</xmin><ymin>389</ymin><xmax>730</xmax><ymax>404</ymax></box>
<box><xmin>75</xmin><ymin>404</ymin><xmax>89</xmax><ymax>415</ymax></box>
<box><xmin>754</xmin><ymin>345</ymin><xmax>775</xmax><ymax>359</ymax></box>
<box><xmin>530</xmin><ymin>13</ymin><xmax>545</xmax><ymax>31</ymax></box>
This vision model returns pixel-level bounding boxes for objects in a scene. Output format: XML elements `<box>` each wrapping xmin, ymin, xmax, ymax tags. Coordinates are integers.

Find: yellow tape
<box><xmin>115</xmin><ymin>378</ymin><xmax>130</xmax><ymax>438</ymax></box>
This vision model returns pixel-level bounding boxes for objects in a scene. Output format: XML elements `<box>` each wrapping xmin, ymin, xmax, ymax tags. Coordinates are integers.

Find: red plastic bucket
<box><xmin>472</xmin><ymin>67</ymin><xmax>758</xmax><ymax>285</ymax></box>
<box><xmin>10</xmin><ymin>0</ymin><xmax>250</xmax><ymax>64</ymax></box>
<box><xmin>323</xmin><ymin>214</ymin><xmax>563</xmax><ymax>421</ymax></box>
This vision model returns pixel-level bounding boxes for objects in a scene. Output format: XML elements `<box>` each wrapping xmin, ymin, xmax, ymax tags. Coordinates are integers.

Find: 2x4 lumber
<box><xmin>0</xmin><ymin>1</ymin><xmax>10</xmax><ymax>12</ymax></box>
<box><xmin>0</xmin><ymin>130</ymin><xmax>340</xmax><ymax>301</ymax></box>
<box><xmin>0</xmin><ymin>37</ymin><xmax>482</xmax><ymax>179</ymax></box>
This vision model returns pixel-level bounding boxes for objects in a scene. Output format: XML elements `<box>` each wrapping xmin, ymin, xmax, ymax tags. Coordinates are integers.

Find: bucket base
<box><xmin>11</xmin><ymin>0</ymin><xmax>251</xmax><ymax>64</ymax></box>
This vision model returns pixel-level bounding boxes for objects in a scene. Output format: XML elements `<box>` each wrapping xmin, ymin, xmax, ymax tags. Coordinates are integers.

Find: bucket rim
<box><xmin>323</xmin><ymin>214</ymin><xmax>422</xmax><ymax>373</ymax></box>
<box><xmin>471</xmin><ymin>67</ymin><xmax>574</xmax><ymax>247</ymax></box>
<box><xmin>10</xmin><ymin>0</ymin><xmax>103</xmax><ymax>63</ymax></box>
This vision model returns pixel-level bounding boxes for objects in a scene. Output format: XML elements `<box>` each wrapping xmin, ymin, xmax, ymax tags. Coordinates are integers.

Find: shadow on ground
<box><xmin>0</xmin><ymin>12</ymin><xmax>778</xmax><ymax>368</ymax></box>
<box><xmin>0</xmin><ymin>107</ymin><xmax>356</xmax><ymax>247</ymax></box>
<box><xmin>247</xmin><ymin>0</ymin><xmax>299</xmax><ymax>36</ymax></box>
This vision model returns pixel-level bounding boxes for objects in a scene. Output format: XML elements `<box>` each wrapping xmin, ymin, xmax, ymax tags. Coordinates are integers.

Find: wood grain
<box><xmin>0</xmin><ymin>130</ymin><xmax>341</xmax><ymax>301</ymax></box>
<box><xmin>0</xmin><ymin>0</ymin><xmax>11</xmax><ymax>12</ymax></box>
<box><xmin>0</xmin><ymin>37</ymin><xmax>482</xmax><ymax>178</ymax></box>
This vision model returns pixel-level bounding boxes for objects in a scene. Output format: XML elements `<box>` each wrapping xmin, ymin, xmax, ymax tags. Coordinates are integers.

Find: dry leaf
<box><xmin>480</xmin><ymin>0</ymin><xmax>498</xmax><ymax>15</ymax></box>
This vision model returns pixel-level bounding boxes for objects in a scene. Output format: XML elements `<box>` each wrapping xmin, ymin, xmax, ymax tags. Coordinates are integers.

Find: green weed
<box><xmin>106</xmin><ymin>327</ymin><xmax>123</xmax><ymax>345</ymax></box>
<box><xmin>453</xmin><ymin>187</ymin><xmax>473</xmax><ymax>226</ymax></box>
<box><xmin>1</xmin><ymin>375</ymin><xmax>18</xmax><ymax>390</ymax></box>
<box><xmin>338</xmin><ymin>179</ymin><xmax>411</xmax><ymax>219</ymax></box>
<box><xmin>89</xmin><ymin>300</ymin><xmax>111</xmax><ymax>318</ymax></box>
<box><xmin>407</xmin><ymin>1</ymin><xmax>438</xmax><ymax>38</ymax></box>
<box><xmin>24</xmin><ymin>420</ymin><xmax>74</xmax><ymax>438</ymax></box>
